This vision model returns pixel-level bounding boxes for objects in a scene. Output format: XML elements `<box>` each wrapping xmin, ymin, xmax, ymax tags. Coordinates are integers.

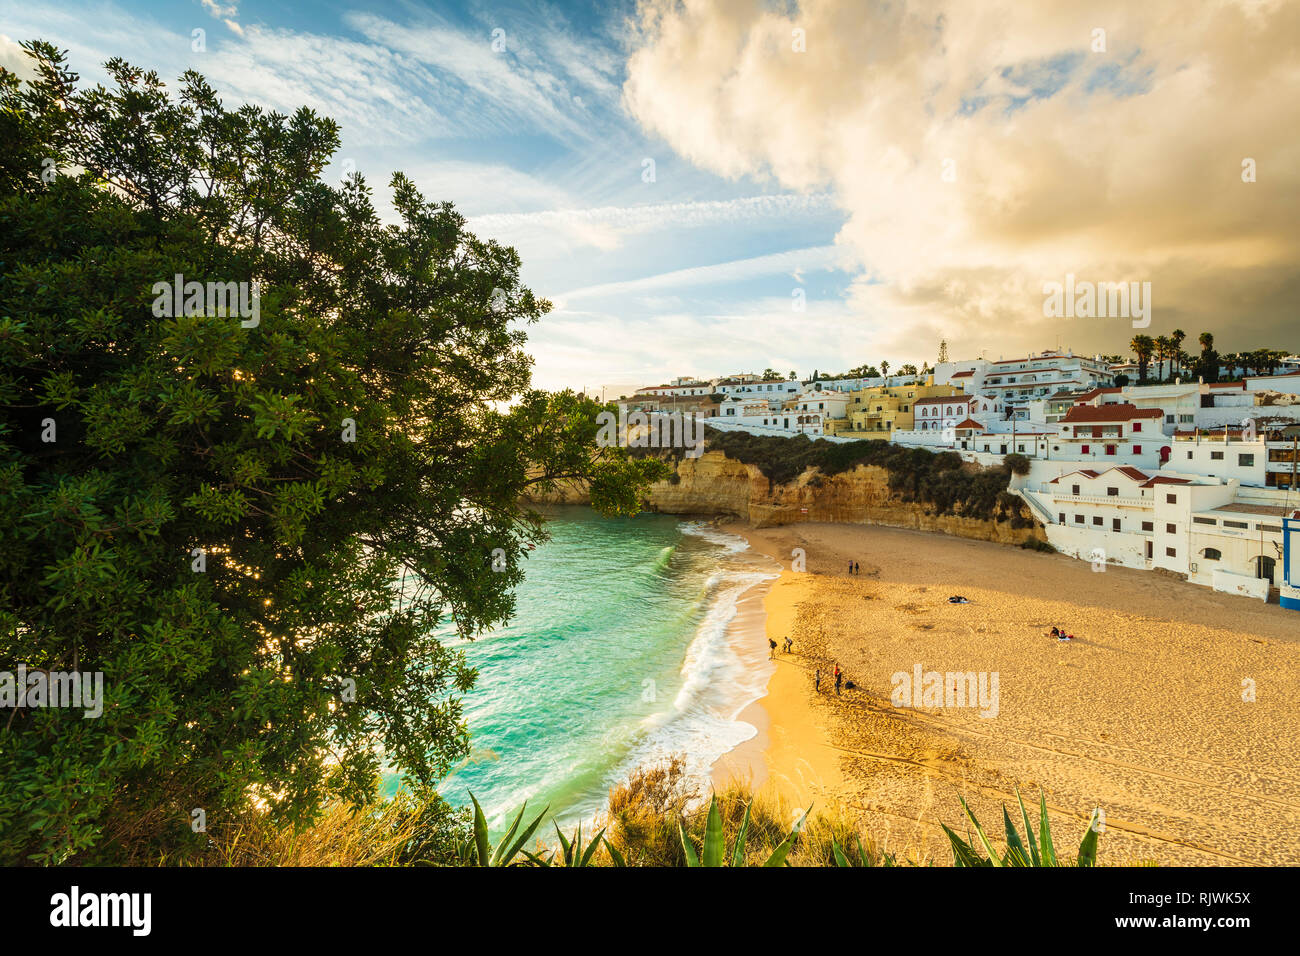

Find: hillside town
<box><xmin>619</xmin><ymin>342</ymin><xmax>1300</xmax><ymax>611</ymax></box>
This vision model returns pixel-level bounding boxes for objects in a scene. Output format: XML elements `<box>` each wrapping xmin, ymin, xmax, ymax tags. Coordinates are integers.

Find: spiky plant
<box><xmin>942</xmin><ymin>790</ymin><xmax>1102</xmax><ymax>867</ymax></box>
<box><xmin>454</xmin><ymin>792</ymin><xmax>549</xmax><ymax>867</ymax></box>
<box><xmin>678</xmin><ymin>793</ymin><xmax>809</xmax><ymax>867</ymax></box>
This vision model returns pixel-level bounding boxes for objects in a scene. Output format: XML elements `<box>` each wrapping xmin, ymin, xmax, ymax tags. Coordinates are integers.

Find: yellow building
<box><xmin>839</xmin><ymin>380</ymin><xmax>966</xmax><ymax>435</ymax></box>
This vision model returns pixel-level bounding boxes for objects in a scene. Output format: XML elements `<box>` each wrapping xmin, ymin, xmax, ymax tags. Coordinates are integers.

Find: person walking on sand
<box><xmin>854</xmin><ymin>561</ymin><xmax>860</xmax><ymax>574</ymax></box>
<box><xmin>815</xmin><ymin>668</ymin><xmax>821</xmax><ymax>692</ymax></box>
<box><xmin>834</xmin><ymin>664</ymin><xmax>842</xmax><ymax>696</ymax></box>
<box><xmin>848</xmin><ymin>560</ymin><xmax>854</xmax><ymax>575</ymax></box>
<box><xmin>769</xmin><ymin>638</ymin><xmax>777</xmax><ymax>660</ymax></box>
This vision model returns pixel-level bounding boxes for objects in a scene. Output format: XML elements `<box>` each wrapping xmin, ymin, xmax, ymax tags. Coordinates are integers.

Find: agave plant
<box><xmin>522</xmin><ymin>820</ymin><xmax>611</xmax><ymax>867</ymax></box>
<box><xmin>678</xmin><ymin>793</ymin><xmax>809</xmax><ymax>867</ymax></box>
<box><xmin>454</xmin><ymin>792</ymin><xmax>549</xmax><ymax>867</ymax></box>
<box><xmin>830</xmin><ymin>835</ymin><xmax>895</xmax><ymax>867</ymax></box>
<box><xmin>942</xmin><ymin>789</ymin><xmax>1102</xmax><ymax>867</ymax></box>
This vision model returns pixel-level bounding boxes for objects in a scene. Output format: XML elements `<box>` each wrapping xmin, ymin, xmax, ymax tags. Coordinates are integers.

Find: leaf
<box><xmin>1002</xmin><ymin>806</ymin><xmax>1031</xmax><ymax>867</ymax></box>
<box><xmin>1016</xmin><ymin>789</ymin><xmax>1041</xmax><ymax>867</ymax></box>
<box><xmin>762</xmin><ymin>805</ymin><xmax>810</xmax><ymax>867</ymax></box>
<box><xmin>1077</xmin><ymin>808</ymin><xmax>1102</xmax><ymax>867</ymax></box>
<box><xmin>701</xmin><ymin>794</ymin><xmax>724</xmax><ymax>867</ymax></box>
<box><xmin>731</xmin><ymin>802</ymin><xmax>752</xmax><ymax>868</ymax></box>
<box><xmin>678</xmin><ymin>819</ymin><xmax>699</xmax><ymax>867</ymax></box>
<box><xmin>958</xmin><ymin>797</ymin><xmax>1003</xmax><ymax>867</ymax></box>
<box><xmin>1039</xmin><ymin>791</ymin><xmax>1058</xmax><ymax>867</ymax></box>
<box><xmin>468</xmin><ymin>792</ymin><xmax>491</xmax><ymax>867</ymax></box>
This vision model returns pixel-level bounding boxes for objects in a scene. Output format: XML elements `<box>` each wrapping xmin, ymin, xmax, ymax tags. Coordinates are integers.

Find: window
<box><xmin>1133</xmin><ymin>444</ymin><xmax>1143</xmax><ymax>455</ymax></box>
<box><xmin>1081</xmin><ymin>444</ymin><xmax>1090</xmax><ymax>454</ymax></box>
<box><xmin>1166</xmin><ymin>547</ymin><xmax>1177</xmax><ymax>557</ymax></box>
<box><xmin>1239</xmin><ymin>454</ymin><xmax>1255</xmax><ymax>467</ymax></box>
<box><xmin>1179</xmin><ymin>414</ymin><xmax>1193</xmax><ymax>423</ymax></box>
<box><xmin>1166</xmin><ymin>523</ymin><xmax>1176</xmax><ymax>534</ymax></box>
<box><xmin>1146</xmin><ymin>541</ymin><xmax>1154</xmax><ymax>559</ymax></box>
<box><xmin>1224</xmin><ymin>520</ymin><xmax>1248</xmax><ymax>529</ymax></box>
<box><xmin>1093</xmin><ymin>516</ymin><xmax>1103</xmax><ymax>526</ymax></box>
<box><xmin>1166</xmin><ymin>414</ymin><xmax>1175</xmax><ymax>423</ymax></box>
<box><xmin>1202</xmin><ymin>548</ymin><xmax>1221</xmax><ymax>561</ymax></box>
<box><xmin>1075</xmin><ymin>514</ymin><xmax>1085</xmax><ymax>524</ymax></box>
<box><xmin>1193</xmin><ymin>517</ymin><xmax>1216</xmax><ymax>525</ymax></box>
<box><xmin>1142</xmin><ymin>521</ymin><xmax>1154</xmax><ymax>532</ymax></box>
<box><xmin>1166</xmin><ymin>494</ymin><xmax>1177</xmax><ymax>504</ymax></box>
<box><xmin>1210</xmin><ymin>451</ymin><xmax>1224</xmax><ymax>461</ymax></box>
<box><xmin>1133</xmin><ymin>422</ymin><xmax>1142</xmax><ymax>432</ymax></box>
<box><xmin>1059</xmin><ymin>513</ymin><xmax>1066</xmax><ymax>524</ymax></box>
<box><xmin>1071</xmin><ymin>484</ymin><xmax>1081</xmax><ymax>496</ymax></box>
<box><xmin>1186</xmin><ymin>451</ymin><xmax>1193</xmax><ymax>459</ymax></box>
<box><xmin>1112</xmin><ymin>518</ymin><xmax>1121</xmax><ymax>531</ymax></box>
<box><xmin>1105</xmin><ymin>487</ymin><xmax>1119</xmax><ymax>496</ymax></box>
<box><xmin>1261</xmin><ymin>524</ymin><xmax>1282</xmax><ymax>533</ymax></box>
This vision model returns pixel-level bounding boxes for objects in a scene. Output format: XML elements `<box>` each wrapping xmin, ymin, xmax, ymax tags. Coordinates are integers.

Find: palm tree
<box><xmin>1170</xmin><ymin>329</ymin><xmax>1186</xmax><ymax>375</ymax></box>
<box><xmin>880</xmin><ymin>360</ymin><xmax>890</xmax><ymax>380</ymax></box>
<box><xmin>1130</xmin><ymin>334</ymin><xmax>1155</xmax><ymax>383</ymax></box>
<box><xmin>1155</xmin><ymin>335</ymin><xmax>1170</xmax><ymax>380</ymax></box>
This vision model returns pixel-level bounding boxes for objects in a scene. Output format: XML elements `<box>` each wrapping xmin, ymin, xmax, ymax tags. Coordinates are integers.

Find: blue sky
<box><xmin>3</xmin><ymin>0</ymin><xmax>1295</xmax><ymax>394</ymax></box>
<box><xmin>0</xmin><ymin>0</ymin><xmax>854</xmax><ymax>395</ymax></box>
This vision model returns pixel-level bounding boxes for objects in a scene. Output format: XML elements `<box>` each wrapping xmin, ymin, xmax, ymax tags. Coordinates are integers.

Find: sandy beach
<box><xmin>717</xmin><ymin>520</ymin><xmax>1300</xmax><ymax>866</ymax></box>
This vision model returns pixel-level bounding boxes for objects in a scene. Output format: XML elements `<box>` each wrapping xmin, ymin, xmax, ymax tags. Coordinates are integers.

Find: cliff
<box><xmin>525</xmin><ymin>450</ymin><xmax>1045</xmax><ymax>546</ymax></box>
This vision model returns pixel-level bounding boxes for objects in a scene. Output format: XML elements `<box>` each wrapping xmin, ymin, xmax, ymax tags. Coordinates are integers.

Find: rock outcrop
<box><xmin>524</xmin><ymin>450</ymin><xmax>1045</xmax><ymax>546</ymax></box>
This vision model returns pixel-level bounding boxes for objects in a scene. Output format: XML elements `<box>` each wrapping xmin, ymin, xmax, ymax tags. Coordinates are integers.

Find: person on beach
<box><xmin>848</xmin><ymin>560</ymin><xmax>854</xmax><ymax>575</ymax></box>
<box><xmin>1049</xmin><ymin>626</ymin><xmax>1059</xmax><ymax>638</ymax></box>
<box><xmin>815</xmin><ymin>669</ymin><xmax>821</xmax><ymax>692</ymax></box>
<box><xmin>769</xmin><ymin>638</ymin><xmax>777</xmax><ymax>660</ymax></box>
<box><xmin>834</xmin><ymin>665</ymin><xmax>842</xmax><ymax>696</ymax></box>
<box><xmin>854</xmin><ymin>561</ymin><xmax>860</xmax><ymax>574</ymax></box>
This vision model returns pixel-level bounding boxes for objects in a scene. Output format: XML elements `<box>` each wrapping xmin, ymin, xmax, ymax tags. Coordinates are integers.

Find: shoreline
<box><xmin>706</xmin><ymin>517</ymin><xmax>1300</xmax><ymax>865</ymax></box>
<box><xmin>708</xmin><ymin>527</ymin><xmax>845</xmax><ymax>811</ymax></box>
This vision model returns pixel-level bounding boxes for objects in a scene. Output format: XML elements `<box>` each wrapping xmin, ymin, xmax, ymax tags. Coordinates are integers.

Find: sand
<box><xmin>718</xmin><ymin>520</ymin><xmax>1300</xmax><ymax>866</ymax></box>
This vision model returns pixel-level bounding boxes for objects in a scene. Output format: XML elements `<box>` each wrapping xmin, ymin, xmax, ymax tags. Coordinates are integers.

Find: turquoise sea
<box><xmin>424</xmin><ymin>505</ymin><xmax>778</xmax><ymax>830</ymax></box>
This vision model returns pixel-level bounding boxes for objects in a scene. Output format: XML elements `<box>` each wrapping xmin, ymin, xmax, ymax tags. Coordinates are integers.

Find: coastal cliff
<box><xmin>525</xmin><ymin>450</ymin><xmax>1046</xmax><ymax>546</ymax></box>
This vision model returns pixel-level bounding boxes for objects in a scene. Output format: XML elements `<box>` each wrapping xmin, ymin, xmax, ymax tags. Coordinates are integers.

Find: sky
<box><xmin>2</xmin><ymin>0</ymin><xmax>1297</xmax><ymax>396</ymax></box>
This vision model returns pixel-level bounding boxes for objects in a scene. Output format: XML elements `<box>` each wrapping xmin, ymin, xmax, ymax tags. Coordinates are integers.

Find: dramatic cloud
<box><xmin>623</xmin><ymin>0</ymin><xmax>1300</xmax><ymax>363</ymax></box>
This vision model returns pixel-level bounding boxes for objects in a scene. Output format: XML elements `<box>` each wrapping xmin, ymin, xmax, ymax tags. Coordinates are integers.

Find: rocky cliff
<box><xmin>525</xmin><ymin>450</ymin><xmax>1045</xmax><ymax>546</ymax></box>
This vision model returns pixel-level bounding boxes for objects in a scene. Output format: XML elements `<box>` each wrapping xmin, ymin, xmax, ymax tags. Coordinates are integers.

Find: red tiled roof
<box><xmin>1049</xmin><ymin>469</ymin><xmax>1102</xmax><ymax>483</ymax></box>
<box><xmin>1075</xmin><ymin>387</ymin><xmax>1122</xmax><ymax>402</ymax></box>
<box><xmin>1140</xmin><ymin>475</ymin><xmax>1192</xmax><ymax>488</ymax></box>
<box><xmin>951</xmin><ymin>370</ymin><xmax>975</xmax><ymax>377</ymax></box>
<box><xmin>953</xmin><ymin>418</ymin><xmax>985</xmax><ymax>430</ymax></box>
<box><xmin>1060</xmin><ymin>403</ymin><xmax>1164</xmax><ymax>423</ymax></box>
<box><xmin>913</xmin><ymin>395</ymin><xmax>971</xmax><ymax>406</ymax></box>
<box><xmin>1208</xmin><ymin>381</ymin><xmax>1245</xmax><ymax>389</ymax></box>
<box><xmin>1113</xmin><ymin>466</ymin><xmax>1150</xmax><ymax>481</ymax></box>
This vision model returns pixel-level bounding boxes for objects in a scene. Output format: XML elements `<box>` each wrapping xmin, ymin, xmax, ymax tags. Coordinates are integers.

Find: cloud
<box><xmin>554</xmin><ymin>244</ymin><xmax>846</xmax><ymax>303</ymax></box>
<box><xmin>471</xmin><ymin>192</ymin><xmax>836</xmax><ymax>252</ymax></box>
<box><xmin>622</xmin><ymin>0</ymin><xmax>1300</xmax><ymax>360</ymax></box>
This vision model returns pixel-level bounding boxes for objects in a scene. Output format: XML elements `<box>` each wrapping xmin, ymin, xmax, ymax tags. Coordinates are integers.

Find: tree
<box><xmin>1154</xmin><ymin>335</ymin><xmax>1170</xmax><ymax>381</ymax></box>
<box><xmin>880</xmin><ymin>360</ymin><xmax>891</xmax><ymax>379</ymax></box>
<box><xmin>1130</xmin><ymin>335</ymin><xmax>1155</xmax><ymax>383</ymax></box>
<box><xmin>1170</xmin><ymin>329</ymin><xmax>1186</xmax><ymax>375</ymax></box>
<box><xmin>1114</xmin><ymin>374</ymin><xmax>1131</xmax><ymax>388</ymax></box>
<box><xmin>788</xmin><ymin>370</ymin><xmax>796</xmax><ymax>380</ymax></box>
<box><xmin>1196</xmin><ymin>332</ymin><xmax>1219</xmax><ymax>383</ymax></box>
<box><xmin>0</xmin><ymin>43</ymin><xmax>666</xmax><ymax>863</ymax></box>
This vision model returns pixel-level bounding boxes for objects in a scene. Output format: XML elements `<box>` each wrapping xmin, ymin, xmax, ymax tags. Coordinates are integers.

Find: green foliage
<box><xmin>942</xmin><ymin>790</ymin><xmax>1102</xmax><ymax>867</ymax></box>
<box><xmin>678</xmin><ymin>793</ymin><xmax>809</xmax><ymax>867</ymax></box>
<box><xmin>454</xmin><ymin>793</ymin><xmax>548</xmax><ymax>867</ymax></box>
<box><xmin>0</xmin><ymin>41</ymin><xmax>663</xmax><ymax>863</ymax></box>
<box><xmin>699</xmin><ymin>428</ymin><xmax>1022</xmax><ymax>522</ymax></box>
